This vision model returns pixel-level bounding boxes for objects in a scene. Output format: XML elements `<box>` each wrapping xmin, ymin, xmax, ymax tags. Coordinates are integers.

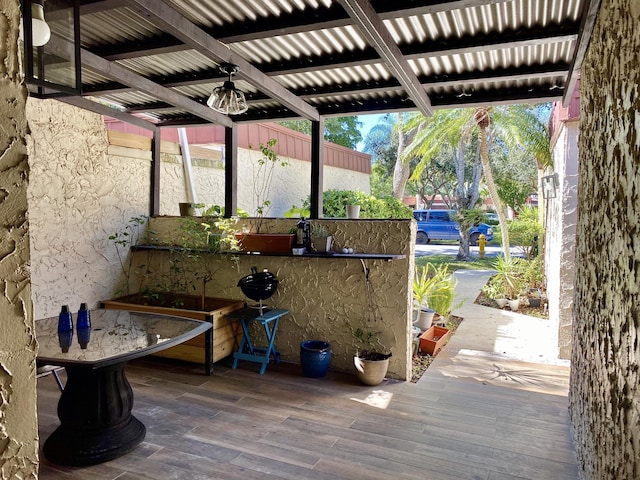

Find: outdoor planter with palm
<box><xmin>413</xmin><ymin>263</ymin><xmax>457</xmax><ymax>329</ymax></box>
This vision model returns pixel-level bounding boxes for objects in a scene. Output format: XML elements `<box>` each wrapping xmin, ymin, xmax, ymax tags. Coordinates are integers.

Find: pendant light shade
<box><xmin>207</xmin><ymin>64</ymin><xmax>248</xmax><ymax>115</ymax></box>
<box><xmin>31</xmin><ymin>1</ymin><xmax>51</xmax><ymax>47</ymax></box>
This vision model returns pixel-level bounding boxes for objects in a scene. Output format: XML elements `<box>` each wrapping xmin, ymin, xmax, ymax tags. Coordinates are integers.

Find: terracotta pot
<box><xmin>419</xmin><ymin>325</ymin><xmax>450</xmax><ymax>356</ymax></box>
<box><xmin>235</xmin><ymin>233</ymin><xmax>295</xmax><ymax>253</ymax></box>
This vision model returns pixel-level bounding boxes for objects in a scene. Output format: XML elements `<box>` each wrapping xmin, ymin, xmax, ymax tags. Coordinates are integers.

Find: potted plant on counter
<box><xmin>235</xmin><ymin>138</ymin><xmax>295</xmax><ymax>253</ymax></box>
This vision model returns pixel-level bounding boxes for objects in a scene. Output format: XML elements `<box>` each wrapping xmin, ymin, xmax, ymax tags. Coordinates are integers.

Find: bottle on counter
<box><xmin>57</xmin><ymin>305</ymin><xmax>73</xmax><ymax>353</ymax></box>
<box><xmin>76</xmin><ymin>303</ymin><xmax>91</xmax><ymax>349</ymax></box>
<box><xmin>77</xmin><ymin>303</ymin><xmax>91</xmax><ymax>329</ymax></box>
<box><xmin>58</xmin><ymin>305</ymin><xmax>73</xmax><ymax>333</ymax></box>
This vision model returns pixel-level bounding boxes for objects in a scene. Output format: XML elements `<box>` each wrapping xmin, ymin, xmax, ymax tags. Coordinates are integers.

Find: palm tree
<box><xmin>403</xmin><ymin>105</ymin><xmax>550</xmax><ymax>259</ymax></box>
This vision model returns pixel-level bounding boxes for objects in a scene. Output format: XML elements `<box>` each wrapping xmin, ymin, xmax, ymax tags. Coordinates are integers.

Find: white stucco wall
<box><xmin>158</xmin><ymin>144</ymin><xmax>370</xmax><ymax>217</ymax></box>
<box><xmin>26</xmin><ymin>100</ymin><xmax>372</xmax><ymax>321</ymax></box>
<box><xmin>546</xmin><ymin>120</ymin><xmax>579</xmax><ymax>359</ymax></box>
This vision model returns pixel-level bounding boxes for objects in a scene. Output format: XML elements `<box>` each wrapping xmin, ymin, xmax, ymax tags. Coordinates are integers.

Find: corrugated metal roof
<box><xmin>64</xmin><ymin>0</ymin><xmax>594</xmax><ymax>125</ymax></box>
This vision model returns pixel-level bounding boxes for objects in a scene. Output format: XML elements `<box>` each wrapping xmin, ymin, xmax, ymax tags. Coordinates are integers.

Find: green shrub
<box><xmin>286</xmin><ymin>189</ymin><xmax>412</xmax><ymax>219</ymax></box>
<box><xmin>508</xmin><ymin>207</ymin><xmax>542</xmax><ymax>259</ymax></box>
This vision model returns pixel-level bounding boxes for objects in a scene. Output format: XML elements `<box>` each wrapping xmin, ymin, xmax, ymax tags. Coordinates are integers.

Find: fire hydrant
<box><xmin>478</xmin><ymin>233</ymin><xmax>486</xmax><ymax>258</ymax></box>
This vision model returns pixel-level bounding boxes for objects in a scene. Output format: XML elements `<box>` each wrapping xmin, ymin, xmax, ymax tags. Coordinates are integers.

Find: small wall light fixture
<box><xmin>207</xmin><ymin>63</ymin><xmax>248</xmax><ymax>115</ymax></box>
<box><xmin>542</xmin><ymin>173</ymin><xmax>559</xmax><ymax>199</ymax></box>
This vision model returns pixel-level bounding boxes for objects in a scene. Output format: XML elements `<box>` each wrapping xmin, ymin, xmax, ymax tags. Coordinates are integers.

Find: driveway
<box><xmin>415</xmin><ymin>242</ymin><xmax>525</xmax><ymax>258</ymax></box>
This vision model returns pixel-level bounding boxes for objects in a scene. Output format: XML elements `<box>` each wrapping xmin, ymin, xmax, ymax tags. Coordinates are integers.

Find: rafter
<box><xmin>92</xmin><ymin>0</ymin><xmax>511</xmax><ymax>61</ymax></box>
<box><xmin>59</xmin><ymin>96</ymin><xmax>157</xmax><ymax>130</ymax></box>
<box><xmin>81</xmin><ymin>47</ymin><xmax>233</xmax><ymax>127</ymax></box>
<box><xmin>336</xmin><ymin>0</ymin><xmax>433</xmax><ymax>116</ymax></box>
<box><xmin>126</xmin><ymin>0</ymin><xmax>319</xmax><ymax>122</ymax></box>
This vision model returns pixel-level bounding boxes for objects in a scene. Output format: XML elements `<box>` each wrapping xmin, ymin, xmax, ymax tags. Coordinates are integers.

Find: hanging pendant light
<box><xmin>31</xmin><ymin>0</ymin><xmax>51</xmax><ymax>47</ymax></box>
<box><xmin>207</xmin><ymin>63</ymin><xmax>248</xmax><ymax>115</ymax></box>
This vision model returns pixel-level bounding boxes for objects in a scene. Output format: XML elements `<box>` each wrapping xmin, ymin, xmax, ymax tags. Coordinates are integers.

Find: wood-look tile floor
<box><xmin>37</xmin><ymin>354</ymin><xmax>579</xmax><ymax>480</ymax></box>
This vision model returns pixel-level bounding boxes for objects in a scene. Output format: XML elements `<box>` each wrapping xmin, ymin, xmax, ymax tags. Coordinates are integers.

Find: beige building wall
<box><xmin>143</xmin><ymin>217</ymin><xmax>414</xmax><ymax>380</ymax></box>
<box><xmin>547</xmin><ymin>119</ymin><xmax>579</xmax><ymax>359</ymax></box>
<box><xmin>570</xmin><ymin>0</ymin><xmax>640</xmax><ymax>478</ymax></box>
<box><xmin>0</xmin><ymin>0</ymin><xmax>39</xmax><ymax>477</ymax></box>
<box><xmin>26</xmin><ymin>101</ymin><xmax>371</xmax><ymax>321</ymax></box>
<box><xmin>158</xmin><ymin>142</ymin><xmax>370</xmax><ymax>217</ymax></box>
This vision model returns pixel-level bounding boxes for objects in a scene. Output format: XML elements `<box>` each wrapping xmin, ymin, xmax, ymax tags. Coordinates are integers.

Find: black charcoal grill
<box><xmin>237</xmin><ymin>267</ymin><xmax>279</xmax><ymax>313</ymax></box>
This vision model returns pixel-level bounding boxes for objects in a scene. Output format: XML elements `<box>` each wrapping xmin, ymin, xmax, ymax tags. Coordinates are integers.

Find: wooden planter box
<box><xmin>419</xmin><ymin>325</ymin><xmax>450</xmax><ymax>356</ymax></box>
<box><xmin>100</xmin><ymin>294</ymin><xmax>246</xmax><ymax>365</ymax></box>
<box><xmin>235</xmin><ymin>233</ymin><xmax>295</xmax><ymax>254</ymax></box>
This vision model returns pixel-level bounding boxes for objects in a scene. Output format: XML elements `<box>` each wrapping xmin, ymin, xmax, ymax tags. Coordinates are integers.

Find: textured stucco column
<box><xmin>547</xmin><ymin>119</ymin><xmax>579</xmax><ymax>360</ymax></box>
<box><xmin>0</xmin><ymin>0</ymin><xmax>39</xmax><ymax>477</ymax></box>
<box><xmin>570</xmin><ymin>0</ymin><xmax>640</xmax><ymax>478</ymax></box>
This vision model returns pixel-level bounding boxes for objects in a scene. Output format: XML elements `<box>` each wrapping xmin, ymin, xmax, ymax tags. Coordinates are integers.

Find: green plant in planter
<box><xmin>178</xmin><ymin>211</ymin><xmax>240</xmax><ymax>309</ymax></box>
<box><xmin>109</xmin><ymin>215</ymin><xmax>154</xmax><ymax>296</ymax></box>
<box><xmin>249</xmin><ymin>138</ymin><xmax>288</xmax><ymax>233</ymax></box>
<box><xmin>491</xmin><ymin>255</ymin><xmax>524</xmax><ymax>300</ymax></box>
<box><xmin>421</xmin><ymin>263</ymin><xmax>457</xmax><ymax>319</ymax></box>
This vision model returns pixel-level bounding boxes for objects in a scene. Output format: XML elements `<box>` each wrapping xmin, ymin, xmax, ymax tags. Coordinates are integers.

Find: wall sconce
<box><xmin>207</xmin><ymin>64</ymin><xmax>248</xmax><ymax>115</ymax></box>
<box><xmin>22</xmin><ymin>0</ymin><xmax>81</xmax><ymax>98</ymax></box>
<box><xmin>542</xmin><ymin>173</ymin><xmax>559</xmax><ymax>199</ymax></box>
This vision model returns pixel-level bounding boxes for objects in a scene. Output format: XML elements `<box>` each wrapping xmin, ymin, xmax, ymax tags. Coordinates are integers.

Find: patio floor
<box><xmin>37</xmin><ymin>271</ymin><xmax>579</xmax><ymax>480</ymax></box>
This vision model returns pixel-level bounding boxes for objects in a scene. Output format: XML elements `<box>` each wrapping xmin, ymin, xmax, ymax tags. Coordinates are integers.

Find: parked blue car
<box><xmin>413</xmin><ymin>210</ymin><xmax>494</xmax><ymax>246</ymax></box>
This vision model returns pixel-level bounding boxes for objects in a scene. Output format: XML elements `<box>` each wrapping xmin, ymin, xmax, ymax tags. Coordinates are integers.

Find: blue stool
<box><xmin>232</xmin><ymin>308</ymin><xmax>289</xmax><ymax>374</ymax></box>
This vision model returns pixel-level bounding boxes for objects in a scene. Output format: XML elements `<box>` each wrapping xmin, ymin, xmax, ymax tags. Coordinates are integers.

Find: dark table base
<box><xmin>43</xmin><ymin>362</ymin><xmax>146</xmax><ymax>466</ymax></box>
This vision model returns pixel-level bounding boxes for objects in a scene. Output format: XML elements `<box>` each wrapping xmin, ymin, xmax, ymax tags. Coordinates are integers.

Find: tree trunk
<box><xmin>392</xmin><ymin>113</ymin><xmax>411</xmax><ymax>199</ymax></box>
<box><xmin>477</xmin><ymin>119</ymin><xmax>511</xmax><ymax>259</ymax></box>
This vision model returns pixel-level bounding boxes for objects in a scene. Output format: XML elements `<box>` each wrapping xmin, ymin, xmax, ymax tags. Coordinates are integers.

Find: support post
<box><xmin>310</xmin><ymin>118</ymin><xmax>325</xmax><ymax>219</ymax></box>
<box><xmin>224</xmin><ymin>124</ymin><xmax>238</xmax><ymax>217</ymax></box>
<box><xmin>150</xmin><ymin>127</ymin><xmax>161</xmax><ymax>216</ymax></box>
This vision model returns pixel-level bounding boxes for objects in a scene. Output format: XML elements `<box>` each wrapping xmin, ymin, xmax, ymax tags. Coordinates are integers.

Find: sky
<box><xmin>356</xmin><ymin>113</ymin><xmax>384</xmax><ymax>152</ymax></box>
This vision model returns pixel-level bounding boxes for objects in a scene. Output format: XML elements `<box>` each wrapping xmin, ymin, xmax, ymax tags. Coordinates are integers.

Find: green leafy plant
<box><xmin>412</xmin><ymin>265</ymin><xmax>439</xmax><ymax>309</ymax></box>
<box><xmin>310</xmin><ymin>222</ymin><xmax>329</xmax><ymax>238</ymax></box>
<box><xmin>421</xmin><ymin>263</ymin><xmax>457</xmax><ymax>318</ymax></box>
<box><xmin>290</xmin><ymin>189</ymin><xmax>412</xmax><ymax>219</ymax></box>
<box><xmin>109</xmin><ymin>215</ymin><xmax>153</xmax><ymax>296</ymax></box>
<box><xmin>249</xmin><ymin>138</ymin><xmax>288</xmax><ymax>232</ymax></box>
<box><xmin>507</xmin><ymin>207</ymin><xmax>542</xmax><ymax>259</ymax></box>
<box><xmin>178</xmin><ymin>210</ymin><xmax>240</xmax><ymax>309</ymax></box>
<box><xmin>491</xmin><ymin>255</ymin><xmax>524</xmax><ymax>300</ymax></box>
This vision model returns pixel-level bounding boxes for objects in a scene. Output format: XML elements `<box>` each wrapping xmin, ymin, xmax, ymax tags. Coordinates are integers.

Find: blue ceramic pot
<box><xmin>300</xmin><ymin>340</ymin><xmax>331</xmax><ymax>378</ymax></box>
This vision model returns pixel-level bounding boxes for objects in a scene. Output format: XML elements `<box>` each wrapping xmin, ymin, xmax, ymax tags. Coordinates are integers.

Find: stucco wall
<box><xmin>157</xmin><ymin>142</ymin><xmax>370</xmax><ymax>217</ymax></box>
<box><xmin>26</xmin><ymin>101</ymin><xmax>152</xmax><ymax>320</ymax></box>
<box><xmin>139</xmin><ymin>217</ymin><xmax>414</xmax><ymax>380</ymax></box>
<box><xmin>0</xmin><ymin>0</ymin><xmax>39</xmax><ymax>477</ymax></box>
<box><xmin>547</xmin><ymin>120</ymin><xmax>579</xmax><ymax>359</ymax></box>
<box><xmin>570</xmin><ymin>0</ymin><xmax>640</xmax><ymax>478</ymax></box>
<box><xmin>26</xmin><ymin>102</ymin><xmax>371</xmax><ymax>319</ymax></box>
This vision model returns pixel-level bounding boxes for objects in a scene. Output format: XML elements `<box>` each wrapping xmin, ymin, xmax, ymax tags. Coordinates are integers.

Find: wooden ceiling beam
<box><xmin>92</xmin><ymin>0</ymin><xmax>509</xmax><ymax>60</ymax></box>
<box><xmin>337</xmin><ymin>0</ymin><xmax>433</xmax><ymax>116</ymax></box>
<box><xmin>126</xmin><ymin>0</ymin><xmax>319</xmax><ymax>122</ymax></box>
<box><xmin>59</xmin><ymin>96</ymin><xmax>158</xmax><ymax>130</ymax></box>
<box><xmin>80</xmin><ymin>47</ymin><xmax>233</xmax><ymax>127</ymax></box>
<box><xmin>563</xmin><ymin>0</ymin><xmax>602</xmax><ymax>106</ymax></box>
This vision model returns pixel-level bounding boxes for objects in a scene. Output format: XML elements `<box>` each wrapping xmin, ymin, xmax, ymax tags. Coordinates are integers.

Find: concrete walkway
<box><xmin>409</xmin><ymin>269</ymin><xmax>579</xmax><ymax>479</ymax></box>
